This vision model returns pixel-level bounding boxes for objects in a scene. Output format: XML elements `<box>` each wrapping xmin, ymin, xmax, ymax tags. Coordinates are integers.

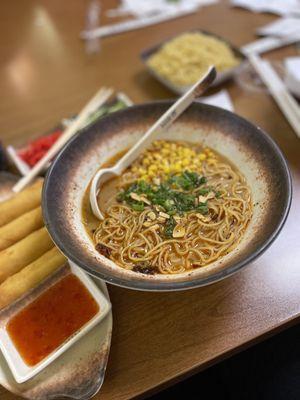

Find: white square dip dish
<box><xmin>0</xmin><ymin>263</ymin><xmax>111</xmax><ymax>384</ymax></box>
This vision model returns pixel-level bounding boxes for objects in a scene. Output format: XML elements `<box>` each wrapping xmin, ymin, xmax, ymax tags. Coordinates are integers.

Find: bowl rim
<box><xmin>42</xmin><ymin>101</ymin><xmax>292</xmax><ymax>291</ymax></box>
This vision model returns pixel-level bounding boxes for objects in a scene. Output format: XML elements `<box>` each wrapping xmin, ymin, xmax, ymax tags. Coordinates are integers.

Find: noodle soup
<box><xmin>83</xmin><ymin>140</ymin><xmax>252</xmax><ymax>275</ymax></box>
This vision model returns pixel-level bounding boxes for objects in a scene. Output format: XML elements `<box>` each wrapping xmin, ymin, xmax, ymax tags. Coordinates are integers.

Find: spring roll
<box><xmin>0</xmin><ymin>227</ymin><xmax>54</xmax><ymax>283</ymax></box>
<box><xmin>0</xmin><ymin>207</ymin><xmax>44</xmax><ymax>251</ymax></box>
<box><xmin>0</xmin><ymin>180</ymin><xmax>43</xmax><ymax>227</ymax></box>
<box><xmin>0</xmin><ymin>247</ymin><xmax>66</xmax><ymax>310</ymax></box>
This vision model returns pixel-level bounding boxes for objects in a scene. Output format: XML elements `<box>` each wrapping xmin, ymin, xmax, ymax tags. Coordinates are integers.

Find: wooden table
<box><xmin>0</xmin><ymin>1</ymin><xmax>300</xmax><ymax>399</ymax></box>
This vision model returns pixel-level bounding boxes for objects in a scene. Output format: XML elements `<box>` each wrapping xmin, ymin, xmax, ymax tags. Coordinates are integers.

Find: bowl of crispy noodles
<box><xmin>43</xmin><ymin>101</ymin><xmax>291</xmax><ymax>291</ymax></box>
<box><xmin>141</xmin><ymin>30</ymin><xmax>246</xmax><ymax>94</ymax></box>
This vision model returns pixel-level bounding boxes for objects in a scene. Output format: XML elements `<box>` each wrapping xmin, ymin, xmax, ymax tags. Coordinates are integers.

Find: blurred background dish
<box><xmin>6</xmin><ymin>92</ymin><xmax>133</xmax><ymax>177</ymax></box>
<box><xmin>141</xmin><ymin>30</ymin><xmax>246</xmax><ymax>94</ymax></box>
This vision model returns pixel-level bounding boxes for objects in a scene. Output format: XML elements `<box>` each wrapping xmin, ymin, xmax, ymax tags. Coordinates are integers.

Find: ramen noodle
<box><xmin>83</xmin><ymin>140</ymin><xmax>252</xmax><ymax>275</ymax></box>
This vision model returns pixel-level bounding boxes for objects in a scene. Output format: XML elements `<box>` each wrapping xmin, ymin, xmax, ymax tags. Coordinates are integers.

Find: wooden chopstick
<box><xmin>13</xmin><ymin>87</ymin><xmax>113</xmax><ymax>193</ymax></box>
<box><xmin>248</xmin><ymin>53</ymin><xmax>300</xmax><ymax>139</ymax></box>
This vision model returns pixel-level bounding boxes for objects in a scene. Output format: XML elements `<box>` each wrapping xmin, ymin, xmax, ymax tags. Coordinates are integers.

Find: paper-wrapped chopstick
<box><xmin>248</xmin><ymin>53</ymin><xmax>300</xmax><ymax>138</ymax></box>
<box><xmin>242</xmin><ymin>33</ymin><xmax>300</xmax><ymax>55</ymax></box>
<box><xmin>81</xmin><ymin>9</ymin><xmax>197</xmax><ymax>40</ymax></box>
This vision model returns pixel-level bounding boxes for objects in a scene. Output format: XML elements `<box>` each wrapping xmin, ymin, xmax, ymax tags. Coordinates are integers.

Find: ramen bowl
<box><xmin>42</xmin><ymin>102</ymin><xmax>291</xmax><ymax>291</ymax></box>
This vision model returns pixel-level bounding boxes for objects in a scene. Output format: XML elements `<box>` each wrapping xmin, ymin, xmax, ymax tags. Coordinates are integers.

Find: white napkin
<box><xmin>257</xmin><ymin>17</ymin><xmax>300</xmax><ymax>37</ymax></box>
<box><xmin>199</xmin><ymin>90</ymin><xmax>234</xmax><ymax>112</ymax></box>
<box><xmin>107</xmin><ymin>0</ymin><xmax>218</xmax><ymax>18</ymax></box>
<box><xmin>231</xmin><ymin>0</ymin><xmax>300</xmax><ymax>16</ymax></box>
<box><xmin>285</xmin><ymin>57</ymin><xmax>300</xmax><ymax>97</ymax></box>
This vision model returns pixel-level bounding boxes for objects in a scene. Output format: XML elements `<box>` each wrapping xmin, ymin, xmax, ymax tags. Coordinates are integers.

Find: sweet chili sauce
<box><xmin>7</xmin><ymin>274</ymin><xmax>99</xmax><ymax>366</ymax></box>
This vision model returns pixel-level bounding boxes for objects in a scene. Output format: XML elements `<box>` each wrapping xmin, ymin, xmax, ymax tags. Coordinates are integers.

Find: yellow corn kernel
<box><xmin>150</xmin><ymin>164</ymin><xmax>158</xmax><ymax>171</ymax></box>
<box><xmin>198</xmin><ymin>153</ymin><xmax>207</xmax><ymax>161</ymax></box>
<box><xmin>171</xmin><ymin>165</ymin><xmax>181</xmax><ymax>173</ymax></box>
<box><xmin>143</xmin><ymin>158</ymin><xmax>150</xmax><ymax>166</ymax></box>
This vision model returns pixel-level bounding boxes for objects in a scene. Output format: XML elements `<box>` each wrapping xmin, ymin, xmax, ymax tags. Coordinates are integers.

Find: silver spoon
<box><xmin>90</xmin><ymin>65</ymin><xmax>216</xmax><ymax>220</ymax></box>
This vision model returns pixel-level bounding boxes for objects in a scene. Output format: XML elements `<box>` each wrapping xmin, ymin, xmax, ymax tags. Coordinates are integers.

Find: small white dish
<box><xmin>6</xmin><ymin>92</ymin><xmax>133</xmax><ymax>178</ymax></box>
<box><xmin>0</xmin><ymin>263</ymin><xmax>111</xmax><ymax>384</ymax></box>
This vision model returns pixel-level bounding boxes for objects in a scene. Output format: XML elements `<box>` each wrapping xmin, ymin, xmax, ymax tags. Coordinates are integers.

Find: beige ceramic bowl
<box><xmin>43</xmin><ymin>102</ymin><xmax>291</xmax><ymax>291</ymax></box>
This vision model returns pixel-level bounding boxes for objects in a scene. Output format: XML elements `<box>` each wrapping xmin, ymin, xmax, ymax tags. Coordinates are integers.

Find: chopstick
<box><xmin>242</xmin><ymin>33</ymin><xmax>300</xmax><ymax>55</ymax></box>
<box><xmin>13</xmin><ymin>87</ymin><xmax>113</xmax><ymax>193</ymax></box>
<box><xmin>248</xmin><ymin>53</ymin><xmax>300</xmax><ymax>139</ymax></box>
<box><xmin>80</xmin><ymin>9</ymin><xmax>196</xmax><ymax>40</ymax></box>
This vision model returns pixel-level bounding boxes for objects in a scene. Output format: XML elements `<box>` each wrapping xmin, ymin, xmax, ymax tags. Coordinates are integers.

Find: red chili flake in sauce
<box><xmin>18</xmin><ymin>130</ymin><xmax>62</xmax><ymax>167</ymax></box>
<box><xmin>95</xmin><ymin>243</ymin><xmax>111</xmax><ymax>258</ymax></box>
<box><xmin>132</xmin><ymin>263</ymin><xmax>157</xmax><ymax>275</ymax></box>
<box><xmin>6</xmin><ymin>274</ymin><xmax>99</xmax><ymax>366</ymax></box>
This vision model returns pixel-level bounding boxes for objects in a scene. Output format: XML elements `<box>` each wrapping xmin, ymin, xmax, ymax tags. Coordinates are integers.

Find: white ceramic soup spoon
<box><xmin>90</xmin><ymin>65</ymin><xmax>216</xmax><ymax>220</ymax></box>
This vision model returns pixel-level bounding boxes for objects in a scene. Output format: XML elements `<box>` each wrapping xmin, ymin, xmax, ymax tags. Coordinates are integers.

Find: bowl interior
<box><xmin>42</xmin><ymin>102</ymin><xmax>291</xmax><ymax>291</ymax></box>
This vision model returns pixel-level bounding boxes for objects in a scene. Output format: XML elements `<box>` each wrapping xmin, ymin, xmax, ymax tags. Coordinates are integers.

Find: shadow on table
<box><xmin>148</xmin><ymin>322</ymin><xmax>300</xmax><ymax>400</ymax></box>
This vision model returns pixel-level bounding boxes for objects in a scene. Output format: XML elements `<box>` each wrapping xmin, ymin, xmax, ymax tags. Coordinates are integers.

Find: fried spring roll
<box><xmin>0</xmin><ymin>207</ymin><xmax>44</xmax><ymax>251</ymax></box>
<box><xmin>0</xmin><ymin>180</ymin><xmax>43</xmax><ymax>227</ymax></box>
<box><xmin>0</xmin><ymin>247</ymin><xmax>66</xmax><ymax>310</ymax></box>
<box><xmin>0</xmin><ymin>227</ymin><xmax>54</xmax><ymax>283</ymax></box>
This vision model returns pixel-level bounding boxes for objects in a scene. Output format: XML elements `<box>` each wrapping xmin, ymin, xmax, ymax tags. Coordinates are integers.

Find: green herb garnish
<box><xmin>168</xmin><ymin>171</ymin><xmax>206</xmax><ymax>190</ymax></box>
<box><xmin>164</xmin><ymin>217</ymin><xmax>176</xmax><ymax>238</ymax></box>
<box><xmin>117</xmin><ymin>171</ymin><xmax>214</xmax><ymax>216</ymax></box>
<box><xmin>131</xmin><ymin>202</ymin><xmax>145</xmax><ymax>211</ymax></box>
<box><xmin>196</xmin><ymin>188</ymin><xmax>210</xmax><ymax>196</ymax></box>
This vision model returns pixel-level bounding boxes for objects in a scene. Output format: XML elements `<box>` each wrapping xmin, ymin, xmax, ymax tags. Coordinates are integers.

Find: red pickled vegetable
<box><xmin>18</xmin><ymin>130</ymin><xmax>62</xmax><ymax>167</ymax></box>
